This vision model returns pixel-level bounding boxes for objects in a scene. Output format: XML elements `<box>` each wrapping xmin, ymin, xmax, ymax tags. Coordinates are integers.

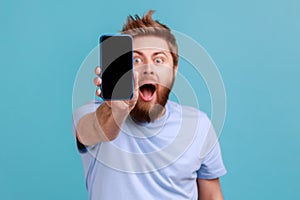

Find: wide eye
<box><xmin>154</xmin><ymin>57</ymin><xmax>163</xmax><ymax>64</ymax></box>
<box><xmin>134</xmin><ymin>57</ymin><xmax>142</xmax><ymax>64</ymax></box>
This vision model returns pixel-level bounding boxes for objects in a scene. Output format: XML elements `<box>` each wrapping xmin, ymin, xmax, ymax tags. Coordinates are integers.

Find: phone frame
<box><xmin>99</xmin><ymin>34</ymin><xmax>134</xmax><ymax>101</ymax></box>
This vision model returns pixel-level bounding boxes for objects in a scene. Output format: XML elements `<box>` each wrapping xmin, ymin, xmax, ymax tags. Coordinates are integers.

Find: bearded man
<box><xmin>73</xmin><ymin>10</ymin><xmax>227</xmax><ymax>200</ymax></box>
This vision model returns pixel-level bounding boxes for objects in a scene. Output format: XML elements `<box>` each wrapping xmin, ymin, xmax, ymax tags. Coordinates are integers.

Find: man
<box><xmin>73</xmin><ymin>10</ymin><xmax>226</xmax><ymax>200</ymax></box>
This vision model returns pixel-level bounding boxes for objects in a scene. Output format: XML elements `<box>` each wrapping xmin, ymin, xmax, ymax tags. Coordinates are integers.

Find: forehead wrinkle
<box><xmin>133</xmin><ymin>36</ymin><xmax>170</xmax><ymax>51</ymax></box>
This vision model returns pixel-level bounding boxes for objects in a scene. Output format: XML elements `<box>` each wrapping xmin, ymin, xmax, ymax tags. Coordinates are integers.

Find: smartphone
<box><xmin>100</xmin><ymin>34</ymin><xmax>133</xmax><ymax>100</ymax></box>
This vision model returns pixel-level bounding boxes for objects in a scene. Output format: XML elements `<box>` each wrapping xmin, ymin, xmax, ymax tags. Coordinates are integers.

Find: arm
<box><xmin>76</xmin><ymin>102</ymin><xmax>130</xmax><ymax>145</ymax></box>
<box><xmin>76</xmin><ymin>67</ymin><xmax>139</xmax><ymax>146</ymax></box>
<box><xmin>196</xmin><ymin>118</ymin><xmax>227</xmax><ymax>199</ymax></box>
<box><xmin>197</xmin><ymin>178</ymin><xmax>224</xmax><ymax>200</ymax></box>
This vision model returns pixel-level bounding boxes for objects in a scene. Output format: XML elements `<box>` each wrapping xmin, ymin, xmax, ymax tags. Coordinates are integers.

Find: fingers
<box><xmin>96</xmin><ymin>88</ymin><xmax>101</xmax><ymax>97</ymax></box>
<box><xmin>94</xmin><ymin>66</ymin><xmax>101</xmax><ymax>86</ymax></box>
<box><xmin>95</xmin><ymin>66</ymin><xmax>101</xmax><ymax>76</ymax></box>
<box><xmin>95</xmin><ymin>66</ymin><xmax>101</xmax><ymax>97</ymax></box>
<box><xmin>94</xmin><ymin>77</ymin><xmax>101</xmax><ymax>87</ymax></box>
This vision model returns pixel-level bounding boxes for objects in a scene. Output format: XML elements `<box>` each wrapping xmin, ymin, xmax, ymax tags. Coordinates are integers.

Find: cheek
<box><xmin>155</xmin><ymin>86</ymin><xmax>171</xmax><ymax>106</ymax></box>
<box><xmin>156</xmin><ymin>66</ymin><xmax>175</xmax><ymax>88</ymax></box>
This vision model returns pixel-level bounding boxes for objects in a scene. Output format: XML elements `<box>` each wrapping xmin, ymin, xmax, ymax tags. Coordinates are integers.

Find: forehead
<box><xmin>133</xmin><ymin>36</ymin><xmax>170</xmax><ymax>52</ymax></box>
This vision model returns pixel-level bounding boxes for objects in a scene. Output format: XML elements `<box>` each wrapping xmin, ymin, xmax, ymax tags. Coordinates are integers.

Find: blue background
<box><xmin>1</xmin><ymin>0</ymin><xmax>299</xmax><ymax>199</ymax></box>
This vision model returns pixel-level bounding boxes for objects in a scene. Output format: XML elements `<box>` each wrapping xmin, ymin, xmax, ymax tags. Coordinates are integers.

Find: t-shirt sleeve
<box><xmin>197</xmin><ymin>139</ymin><xmax>227</xmax><ymax>179</ymax></box>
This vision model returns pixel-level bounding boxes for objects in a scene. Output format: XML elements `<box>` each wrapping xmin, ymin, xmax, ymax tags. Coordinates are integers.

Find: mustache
<box><xmin>138</xmin><ymin>76</ymin><xmax>158</xmax><ymax>85</ymax></box>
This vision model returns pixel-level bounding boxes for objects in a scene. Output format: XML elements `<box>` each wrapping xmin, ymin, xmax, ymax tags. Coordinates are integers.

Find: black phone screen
<box><xmin>100</xmin><ymin>35</ymin><xmax>133</xmax><ymax>100</ymax></box>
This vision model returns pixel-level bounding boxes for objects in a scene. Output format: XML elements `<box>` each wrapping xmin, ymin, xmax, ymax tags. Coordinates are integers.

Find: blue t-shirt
<box><xmin>72</xmin><ymin>100</ymin><xmax>226</xmax><ymax>200</ymax></box>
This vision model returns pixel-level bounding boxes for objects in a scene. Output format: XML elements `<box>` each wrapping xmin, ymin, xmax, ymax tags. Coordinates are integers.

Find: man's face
<box><xmin>130</xmin><ymin>36</ymin><xmax>178</xmax><ymax>123</ymax></box>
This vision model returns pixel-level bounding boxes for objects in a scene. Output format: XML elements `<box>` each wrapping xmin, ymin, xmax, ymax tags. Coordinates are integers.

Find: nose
<box><xmin>143</xmin><ymin>64</ymin><xmax>154</xmax><ymax>75</ymax></box>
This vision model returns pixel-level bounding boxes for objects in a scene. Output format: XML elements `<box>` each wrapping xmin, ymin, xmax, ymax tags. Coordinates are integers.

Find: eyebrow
<box><xmin>133</xmin><ymin>50</ymin><xmax>168</xmax><ymax>57</ymax></box>
<box><xmin>153</xmin><ymin>51</ymin><xmax>168</xmax><ymax>57</ymax></box>
<box><xmin>133</xmin><ymin>50</ymin><xmax>144</xmax><ymax>56</ymax></box>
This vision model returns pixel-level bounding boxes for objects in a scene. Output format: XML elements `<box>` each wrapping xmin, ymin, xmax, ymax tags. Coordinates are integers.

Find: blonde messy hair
<box><xmin>121</xmin><ymin>10</ymin><xmax>178</xmax><ymax>66</ymax></box>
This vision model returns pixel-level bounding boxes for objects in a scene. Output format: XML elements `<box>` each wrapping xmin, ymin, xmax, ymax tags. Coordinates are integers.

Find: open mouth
<box><xmin>139</xmin><ymin>84</ymin><xmax>156</xmax><ymax>102</ymax></box>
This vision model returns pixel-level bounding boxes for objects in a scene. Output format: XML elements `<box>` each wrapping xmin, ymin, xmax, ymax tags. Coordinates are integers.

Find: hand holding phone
<box><xmin>94</xmin><ymin>66</ymin><xmax>139</xmax><ymax>112</ymax></box>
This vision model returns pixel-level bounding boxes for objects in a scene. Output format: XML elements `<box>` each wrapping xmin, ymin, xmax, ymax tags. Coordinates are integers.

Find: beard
<box><xmin>130</xmin><ymin>85</ymin><xmax>171</xmax><ymax>123</ymax></box>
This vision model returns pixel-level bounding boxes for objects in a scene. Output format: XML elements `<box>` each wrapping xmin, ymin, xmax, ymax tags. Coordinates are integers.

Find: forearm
<box><xmin>95</xmin><ymin>102</ymin><xmax>129</xmax><ymax>141</ymax></box>
<box><xmin>197</xmin><ymin>178</ymin><xmax>224</xmax><ymax>200</ymax></box>
<box><xmin>198</xmin><ymin>193</ymin><xmax>223</xmax><ymax>200</ymax></box>
<box><xmin>76</xmin><ymin>103</ymin><xmax>129</xmax><ymax>146</ymax></box>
